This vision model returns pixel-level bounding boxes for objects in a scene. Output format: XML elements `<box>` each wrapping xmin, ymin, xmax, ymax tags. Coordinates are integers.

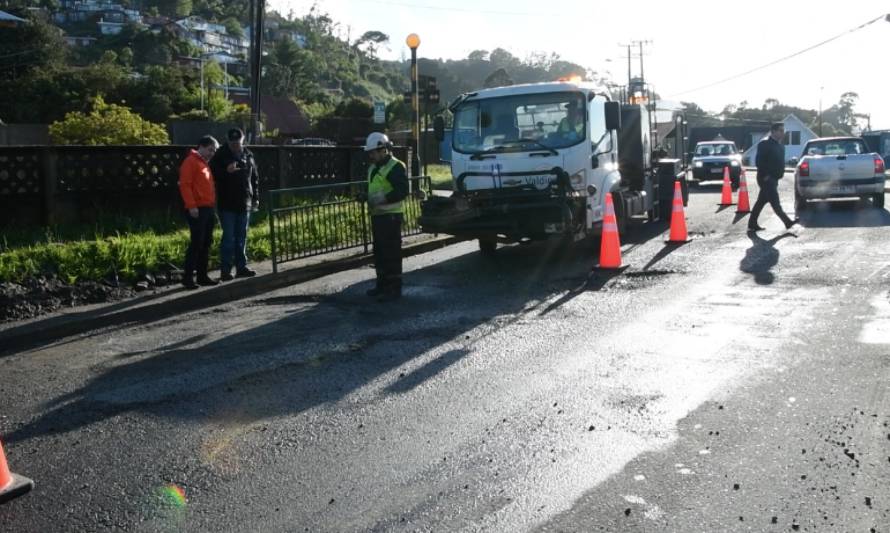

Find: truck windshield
<box><xmin>695</xmin><ymin>143</ymin><xmax>736</xmax><ymax>156</ymax></box>
<box><xmin>452</xmin><ymin>92</ymin><xmax>586</xmax><ymax>154</ymax></box>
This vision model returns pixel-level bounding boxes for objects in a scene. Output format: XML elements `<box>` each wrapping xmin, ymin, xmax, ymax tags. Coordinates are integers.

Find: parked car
<box><xmin>690</xmin><ymin>140</ymin><xmax>742</xmax><ymax>188</ymax></box>
<box><xmin>793</xmin><ymin>136</ymin><xmax>886</xmax><ymax>211</ymax></box>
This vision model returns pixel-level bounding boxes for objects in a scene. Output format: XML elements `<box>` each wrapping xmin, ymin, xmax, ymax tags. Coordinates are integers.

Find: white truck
<box><xmin>793</xmin><ymin>136</ymin><xmax>886</xmax><ymax>211</ymax></box>
<box><xmin>423</xmin><ymin>81</ymin><xmax>685</xmax><ymax>254</ymax></box>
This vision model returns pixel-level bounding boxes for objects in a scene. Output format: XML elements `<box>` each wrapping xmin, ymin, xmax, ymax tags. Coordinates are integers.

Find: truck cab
<box><xmin>423</xmin><ymin>81</ymin><xmax>677</xmax><ymax>253</ymax></box>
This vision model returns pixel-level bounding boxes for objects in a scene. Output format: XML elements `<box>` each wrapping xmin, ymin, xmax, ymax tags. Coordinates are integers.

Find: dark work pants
<box><xmin>184</xmin><ymin>207</ymin><xmax>215</xmax><ymax>278</ymax></box>
<box><xmin>371</xmin><ymin>214</ymin><xmax>403</xmax><ymax>292</ymax></box>
<box><xmin>749</xmin><ymin>175</ymin><xmax>792</xmax><ymax>227</ymax></box>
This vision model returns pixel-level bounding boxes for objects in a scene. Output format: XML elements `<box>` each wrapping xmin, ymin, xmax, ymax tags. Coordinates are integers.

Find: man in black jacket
<box><xmin>209</xmin><ymin>128</ymin><xmax>259</xmax><ymax>280</ymax></box>
<box><xmin>749</xmin><ymin>122</ymin><xmax>798</xmax><ymax>231</ymax></box>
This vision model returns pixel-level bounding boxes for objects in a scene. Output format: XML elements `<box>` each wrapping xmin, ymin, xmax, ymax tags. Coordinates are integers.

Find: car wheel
<box><xmin>794</xmin><ymin>186</ymin><xmax>807</xmax><ymax>213</ymax></box>
<box><xmin>874</xmin><ymin>192</ymin><xmax>885</xmax><ymax>209</ymax></box>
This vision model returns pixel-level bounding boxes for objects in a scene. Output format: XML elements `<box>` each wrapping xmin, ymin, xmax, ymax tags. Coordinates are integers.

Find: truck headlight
<box><xmin>730</xmin><ymin>161</ymin><xmax>739</xmax><ymax>166</ymax></box>
<box><xmin>694</xmin><ymin>161</ymin><xmax>703</xmax><ymax>168</ymax></box>
<box><xmin>570</xmin><ymin>171</ymin><xmax>584</xmax><ymax>188</ymax></box>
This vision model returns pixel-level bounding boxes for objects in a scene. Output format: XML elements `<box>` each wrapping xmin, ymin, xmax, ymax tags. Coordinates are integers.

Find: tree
<box><xmin>484</xmin><ymin>68</ymin><xmax>513</xmax><ymax>88</ymax></box>
<box><xmin>836</xmin><ymin>91</ymin><xmax>859</xmax><ymax>131</ymax></box>
<box><xmin>0</xmin><ymin>14</ymin><xmax>67</xmax><ymax>81</ymax></box>
<box><xmin>223</xmin><ymin>17</ymin><xmax>243</xmax><ymax>38</ymax></box>
<box><xmin>49</xmin><ymin>96</ymin><xmax>170</xmax><ymax>145</ymax></box>
<box><xmin>353</xmin><ymin>30</ymin><xmax>388</xmax><ymax>59</ymax></box>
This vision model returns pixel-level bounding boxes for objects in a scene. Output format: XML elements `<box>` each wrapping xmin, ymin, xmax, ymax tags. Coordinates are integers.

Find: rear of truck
<box><xmin>794</xmin><ymin>137</ymin><xmax>886</xmax><ymax>210</ymax></box>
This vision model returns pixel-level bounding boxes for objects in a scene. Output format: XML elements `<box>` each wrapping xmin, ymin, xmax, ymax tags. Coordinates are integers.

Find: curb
<box><xmin>0</xmin><ymin>236</ymin><xmax>464</xmax><ymax>355</ymax></box>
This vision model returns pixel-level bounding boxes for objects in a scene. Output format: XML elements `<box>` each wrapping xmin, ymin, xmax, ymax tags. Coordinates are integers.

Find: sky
<box><xmin>267</xmin><ymin>0</ymin><xmax>890</xmax><ymax>130</ymax></box>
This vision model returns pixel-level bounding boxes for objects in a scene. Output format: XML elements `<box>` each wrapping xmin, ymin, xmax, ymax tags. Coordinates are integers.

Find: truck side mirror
<box><xmin>591</xmin><ymin>154</ymin><xmax>599</xmax><ymax>169</ymax></box>
<box><xmin>433</xmin><ymin>116</ymin><xmax>445</xmax><ymax>142</ymax></box>
<box><xmin>605</xmin><ymin>102</ymin><xmax>621</xmax><ymax>131</ymax></box>
<box><xmin>790</xmin><ymin>157</ymin><xmax>799</xmax><ymax>166</ymax></box>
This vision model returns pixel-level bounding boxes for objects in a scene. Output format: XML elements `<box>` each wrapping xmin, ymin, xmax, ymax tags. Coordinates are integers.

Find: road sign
<box><xmin>373</xmin><ymin>101</ymin><xmax>385</xmax><ymax>124</ymax></box>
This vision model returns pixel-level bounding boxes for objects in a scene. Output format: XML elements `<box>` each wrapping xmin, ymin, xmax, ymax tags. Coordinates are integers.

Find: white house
<box><xmin>744</xmin><ymin>114</ymin><xmax>818</xmax><ymax>165</ymax></box>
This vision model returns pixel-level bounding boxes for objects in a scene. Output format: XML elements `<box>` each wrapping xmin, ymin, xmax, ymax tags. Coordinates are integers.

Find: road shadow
<box><xmin>642</xmin><ymin>242</ymin><xmax>688</xmax><ymax>271</ymax></box>
<box><xmin>739</xmin><ymin>232</ymin><xmax>796</xmax><ymax>285</ymax></box>
<box><xmin>799</xmin><ymin>200</ymin><xmax>890</xmax><ymax>228</ymax></box>
<box><xmin>3</xmin><ymin>236</ymin><xmax>616</xmax><ymax>444</ymax></box>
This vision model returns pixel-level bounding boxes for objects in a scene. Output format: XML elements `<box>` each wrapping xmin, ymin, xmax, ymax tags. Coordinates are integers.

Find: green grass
<box><xmin>0</xmin><ymin>186</ymin><xmax>434</xmax><ymax>284</ymax></box>
<box><xmin>0</xmin><ymin>217</ymin><xmax>274</xmax><ymax>284</ymax></box>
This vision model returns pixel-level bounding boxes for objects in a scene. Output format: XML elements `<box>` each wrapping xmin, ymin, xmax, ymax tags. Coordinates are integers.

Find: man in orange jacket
<box><xmin>178</xmin><ymin>135</ymin><xmax>220</xmax><ymax>289</ymax></box>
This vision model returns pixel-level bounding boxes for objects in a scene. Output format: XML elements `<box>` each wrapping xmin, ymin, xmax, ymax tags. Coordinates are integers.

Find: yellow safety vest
<box><xmin>367</xmin><ymin>157</ymin><xmax>405</xmax><ymax>216</ymax></box>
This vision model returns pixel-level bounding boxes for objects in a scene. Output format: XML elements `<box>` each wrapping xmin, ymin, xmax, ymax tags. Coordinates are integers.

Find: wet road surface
<box><xmin>2</xmin><ymin>175</ymin><xmax>890</xmax><ymax>532</ymax></box>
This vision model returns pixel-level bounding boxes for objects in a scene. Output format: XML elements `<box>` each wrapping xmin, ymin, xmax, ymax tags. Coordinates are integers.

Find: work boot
<box><xmin>785</xmin><ymin>218</ymin><xmax>800</xmax><ymax>229</ymax></box>
<box><xmin>366</xmin><ymin>286</ymin><xmax>383</xmax><ymax>297</ymax></box>
<box><xmin>182</xmin><ymin>276</ymin><xmax>199</xmax><ymax>290</ymax></box>
<box><xmin>197</xmin><ymin>275</ymin><xmax>219</xmax><ymax>286</ymax></box>
<box><xmin>236</xmin><ymin>267</ymin><xmax>257</xmax><ymax>278</ymax></box>
<box><xmin>220</xmin><ymin>271</ymin><xmax>234</xmax><ymax>282</ymax></box>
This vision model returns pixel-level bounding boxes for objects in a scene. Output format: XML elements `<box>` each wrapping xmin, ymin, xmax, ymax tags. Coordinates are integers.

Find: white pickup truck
<box><xmin>793</xmin><ymin>136</ymin><xmax>886</xmax><ymax>211</ymax></box>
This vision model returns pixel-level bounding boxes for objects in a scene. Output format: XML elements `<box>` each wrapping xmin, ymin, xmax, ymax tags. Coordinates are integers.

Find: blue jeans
<box><xmin>218</xmin><ymin>210</ymin><xmax>250</xmax><ymax>274</ymax></box>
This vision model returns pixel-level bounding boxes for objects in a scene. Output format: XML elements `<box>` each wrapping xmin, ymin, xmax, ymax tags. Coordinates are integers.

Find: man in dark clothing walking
<box><xmin>210</xmin><ymin>128</ymin><xmax>259</xmax><ymax>281</ymax></box>
<box><xmin>748</xmin><ymin>122</ymin><xmax>799</xmax><ymax>231</ymax></box>
<box><xmin>363</xmin><ymin>132</ymin><xmax>409</xmax><ymax>302</ymax></box>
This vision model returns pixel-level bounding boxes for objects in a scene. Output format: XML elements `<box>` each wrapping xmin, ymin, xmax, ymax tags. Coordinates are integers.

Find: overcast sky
<box><xmin>268</xmin><ymin>0</ymin><xmax>890</xmax><ymax>130</ymax></box>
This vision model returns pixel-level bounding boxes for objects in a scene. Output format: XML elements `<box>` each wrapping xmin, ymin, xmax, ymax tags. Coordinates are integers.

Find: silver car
<box><xmin>794</xmin><ymin>137</ymin><xmax>886</xmax><ymax>211</ymax></box>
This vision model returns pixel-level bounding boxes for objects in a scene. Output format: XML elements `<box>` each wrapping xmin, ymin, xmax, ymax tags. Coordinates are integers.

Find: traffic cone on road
<box><xmin>597</xmin><ymin>192</ymin><xmax>622</xmax><ymax>269</ymax></box>
<box><xmin>667</xmin><ymin>180</ymin><xmax>690</xmax><ymax>243</ymax></box>
<box><xmin>736</xmin><ymin>168</ymin><xmax>751</xmax><ymax>214</ymax></box>
<box><xmin>719</xmin><ymin>166</ymin><xmax>734</xmax><ymax>206</ymax></box>
<box><xmin>0</xmin><ymin>438</ymin><xmax>33</xmax><ymax>504</ymax></box>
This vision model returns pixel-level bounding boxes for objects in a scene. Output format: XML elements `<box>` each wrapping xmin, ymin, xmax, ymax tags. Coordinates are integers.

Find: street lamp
<box><xmin>406</xmin><ymin>33</ymin><xmax>421</xmax><ymax>176</ymax></box>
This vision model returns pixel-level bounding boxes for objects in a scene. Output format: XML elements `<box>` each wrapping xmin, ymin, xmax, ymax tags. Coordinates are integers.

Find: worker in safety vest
<box><xmin>363</xmin><ymin>132</ymin><xmax>409</xmax><ymax>302</ymax></box>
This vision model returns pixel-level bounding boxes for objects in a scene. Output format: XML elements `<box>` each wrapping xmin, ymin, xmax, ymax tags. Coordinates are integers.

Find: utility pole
<box><xmin>248</xmin><ymin>0</ymin><xmax>265</xmax><ymax>142</ymax></box>
<box><xmin>631</xmin><ymin>39</ymin><xmax>653</xmax><ymax>85</ymax></box>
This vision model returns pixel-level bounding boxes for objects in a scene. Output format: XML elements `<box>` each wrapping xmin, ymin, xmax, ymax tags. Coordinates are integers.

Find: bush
<box><xmin>49</xmin><ymin>96</ymin><xmax>170</xmax><ymax>145</ymax></box>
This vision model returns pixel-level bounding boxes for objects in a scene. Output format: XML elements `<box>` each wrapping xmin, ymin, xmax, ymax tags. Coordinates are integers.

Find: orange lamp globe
<box><xmin>405</xmin><ymin>33</ymin><xmax>421</xmax><ymax>49</ymax></box>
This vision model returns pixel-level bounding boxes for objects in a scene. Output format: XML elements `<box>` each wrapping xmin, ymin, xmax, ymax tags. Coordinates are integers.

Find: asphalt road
<box><xmin>3</xmin><ymin>174</ymin><xmax>890</xmax><ymax>532</ymax></box>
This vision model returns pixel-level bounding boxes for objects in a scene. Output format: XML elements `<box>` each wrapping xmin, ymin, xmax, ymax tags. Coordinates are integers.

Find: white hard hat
<box><xmin>364</xmin><ymin>132</ymin><xmax>391</xmax><ymax>152</ymax></box>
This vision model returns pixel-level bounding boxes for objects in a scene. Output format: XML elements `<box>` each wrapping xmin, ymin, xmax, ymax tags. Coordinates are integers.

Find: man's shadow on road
<box><xmin>739</xmin><ymin>231</ymin><xmax>796</xmax><ymax>285</ymax></box>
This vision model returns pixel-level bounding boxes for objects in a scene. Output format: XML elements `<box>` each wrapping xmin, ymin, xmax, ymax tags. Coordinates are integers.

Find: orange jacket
<box><xmin>179</xmin><ymin>149</ymin><xmax>216</xmax><ymax>209</ymax></box>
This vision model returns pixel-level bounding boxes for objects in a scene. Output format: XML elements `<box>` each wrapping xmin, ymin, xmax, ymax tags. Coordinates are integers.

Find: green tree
<box><xmin>223</xmin><ymin>17</ymin><xmax>243</xmax><ymax>38</ymax></box>
<box><xmin>0</xmin><ymin>14</ymin><xmax>67</xmax><ymax>81</ymax></box>
<box><xmin>49</xmin><ymin>96</ymin><xmax>170</xmax><ymax>145</ymax></box>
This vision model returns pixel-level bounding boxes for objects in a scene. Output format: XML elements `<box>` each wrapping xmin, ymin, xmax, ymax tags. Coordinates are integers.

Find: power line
<box><xmin>669</xmin><ymin>13</ymin><xmax>888</xmax><ymax>98</ymax></box>
<box><xmin>346</xmin><ymin>0</ymin><xmax>561</xmax><ymax>17</ymax></box>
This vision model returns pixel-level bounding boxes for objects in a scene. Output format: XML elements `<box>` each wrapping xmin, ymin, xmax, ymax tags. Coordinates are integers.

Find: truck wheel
<box><xmin>874</xmin><ymin>192</ymin><xmax>885</xmax><ymax>209</ymax></box>
<box><xmin>478</xmin><ymin>238</ymin><xmax>497</xmax><ymax>256</ymax></box>
<box><xmin>612</xmin><ymin>192</ymin><xmax>628</xmax><ymax>236</ymax></box>
<box><xmin>794</xmin><ymin>187</ymin><xmax>807</xmax><ymax>213</ymax></box>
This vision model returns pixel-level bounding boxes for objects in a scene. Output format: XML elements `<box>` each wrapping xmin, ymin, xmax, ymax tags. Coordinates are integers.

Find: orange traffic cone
<box><xmin>0</xmin><ymin>438</ymin><xmax>33</xmax><ymax>504</ymax></box>
<box><xmin>736</xmin><ymin>168</ymin><xmax>751</xmax><ymax>214</ymax></box>
<box><xmin>597</xmin><ymin>192</ymin><xmax>622</xmax><ymax>269</ymax></box>
<box><xmin>667</xmin><ymin>180</ymin><xmax>690</xmax><ymax>243</ymax></box>
<box><xmin>719</xmin><ymin>166</ymin><xmax>734</xmax><ymax>206</ymax></box>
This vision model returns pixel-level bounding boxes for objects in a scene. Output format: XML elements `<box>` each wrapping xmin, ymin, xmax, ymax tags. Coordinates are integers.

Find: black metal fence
<box><xmin>268</xmin><ymin>176</ymin><xmax>431</xmax><ymax>272</ymax></box>
<box><xmin>0</xmin><ymin>144</ymin><xmax>411</xmax><ymax>227</ymax></box>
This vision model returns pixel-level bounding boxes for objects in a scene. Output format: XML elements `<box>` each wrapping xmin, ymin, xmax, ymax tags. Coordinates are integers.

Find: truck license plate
<box><xmin>710</xmin><ymin>168</ymin><xmax>723</xmax><ymax>174</ymax></box>
<box><xmin>835</xmin><ymin>185</ymin><xmax>855</xmax><ymax>194</ymax></box>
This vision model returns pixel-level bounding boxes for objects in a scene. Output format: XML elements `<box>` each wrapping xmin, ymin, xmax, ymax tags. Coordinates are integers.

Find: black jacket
<box><xmin>210</xmin><ymin>143</ymin><xmax>260</xmax><ymax>212</ymax></box>
<box><xmin>756</xmin><ymin>136</ymin><xmax>785</xmax><ymax>181</ymax></box>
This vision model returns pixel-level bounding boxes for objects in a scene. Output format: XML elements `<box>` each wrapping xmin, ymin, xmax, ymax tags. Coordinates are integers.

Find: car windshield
<box><xmin>805</xmin><ymin>139</ymin><xmax>868</xmax><ymax>156</ymax></box>
<box><xmin>695</xmin><ymin>143</ymin><xmax>736</xmax><ymax>156</ymax></box>
<box><xmin>452</xmin><ymin>91</ymin><xmax>586</xmax><ymax>153</ymax></box>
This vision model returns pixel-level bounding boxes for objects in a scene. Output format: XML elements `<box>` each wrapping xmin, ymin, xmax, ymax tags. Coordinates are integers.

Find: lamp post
<box><xmin>819</xmin><ymin>86</ymin><xmax>823</xmax><ymax>137</ymax></box>
<box><xmin>406</xmin><ymin>33</ymin><xmax>421</xmax><ymax>176</ymax></box>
